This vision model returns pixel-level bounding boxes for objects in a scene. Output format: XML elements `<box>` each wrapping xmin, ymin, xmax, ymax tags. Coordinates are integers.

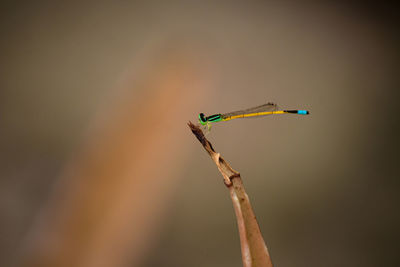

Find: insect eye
<box><xmin>199</xmin><ymin>113</ymin><xmax>206</xmax><ymax>122</ymax></box>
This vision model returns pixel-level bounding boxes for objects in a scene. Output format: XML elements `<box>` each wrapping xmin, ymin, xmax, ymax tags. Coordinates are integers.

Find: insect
<box><xmin>198</xmin><ymin>102</ymin><xmax>309</xmax><ymax>131</ymax></box>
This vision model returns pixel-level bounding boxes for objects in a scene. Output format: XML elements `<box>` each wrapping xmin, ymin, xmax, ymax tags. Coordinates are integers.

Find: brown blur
<box><xmin>0</xmin><ymin>1</ymin><xmax>398</xmax><ymax>267</ymax></box>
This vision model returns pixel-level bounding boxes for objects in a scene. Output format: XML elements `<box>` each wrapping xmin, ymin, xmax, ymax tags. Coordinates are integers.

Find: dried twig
<box><xmin>188</xmin><ymin>122</ymin><xmax>273</xmax><ymax>267</ymax></box>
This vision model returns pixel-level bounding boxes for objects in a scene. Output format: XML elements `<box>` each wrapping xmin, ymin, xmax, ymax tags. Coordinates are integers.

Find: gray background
<box><xmin>1</xmin><ymin>1</ymin><xmax>398</xmax><ymax>266</ymax></box>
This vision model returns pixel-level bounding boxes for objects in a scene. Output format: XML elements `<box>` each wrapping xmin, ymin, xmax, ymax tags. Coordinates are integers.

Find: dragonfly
<box><xmin>198</xmin><ymin>102</ymin><xmax>309</xmax><ymax>131</ymax></box>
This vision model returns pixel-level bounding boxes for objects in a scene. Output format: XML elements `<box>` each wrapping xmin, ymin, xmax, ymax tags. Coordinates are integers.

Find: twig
<box><xmin>188</xmin><ymin>122</ymin><xmax>273</xmax><ymax>267</ymax></box>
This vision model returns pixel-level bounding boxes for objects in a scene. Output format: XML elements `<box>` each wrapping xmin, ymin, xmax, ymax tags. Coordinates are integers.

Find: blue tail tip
<box><xmin>298</xmin><ymin>110</ymin><xmax>309</xmax><ymax>115</ymax></box>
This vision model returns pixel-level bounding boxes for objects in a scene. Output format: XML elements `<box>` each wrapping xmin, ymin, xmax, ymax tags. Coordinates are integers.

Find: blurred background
<box><xmin>1</xmin><ymin>1</ymin><xmax>399</xmax><ymax>267</ymax></box>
